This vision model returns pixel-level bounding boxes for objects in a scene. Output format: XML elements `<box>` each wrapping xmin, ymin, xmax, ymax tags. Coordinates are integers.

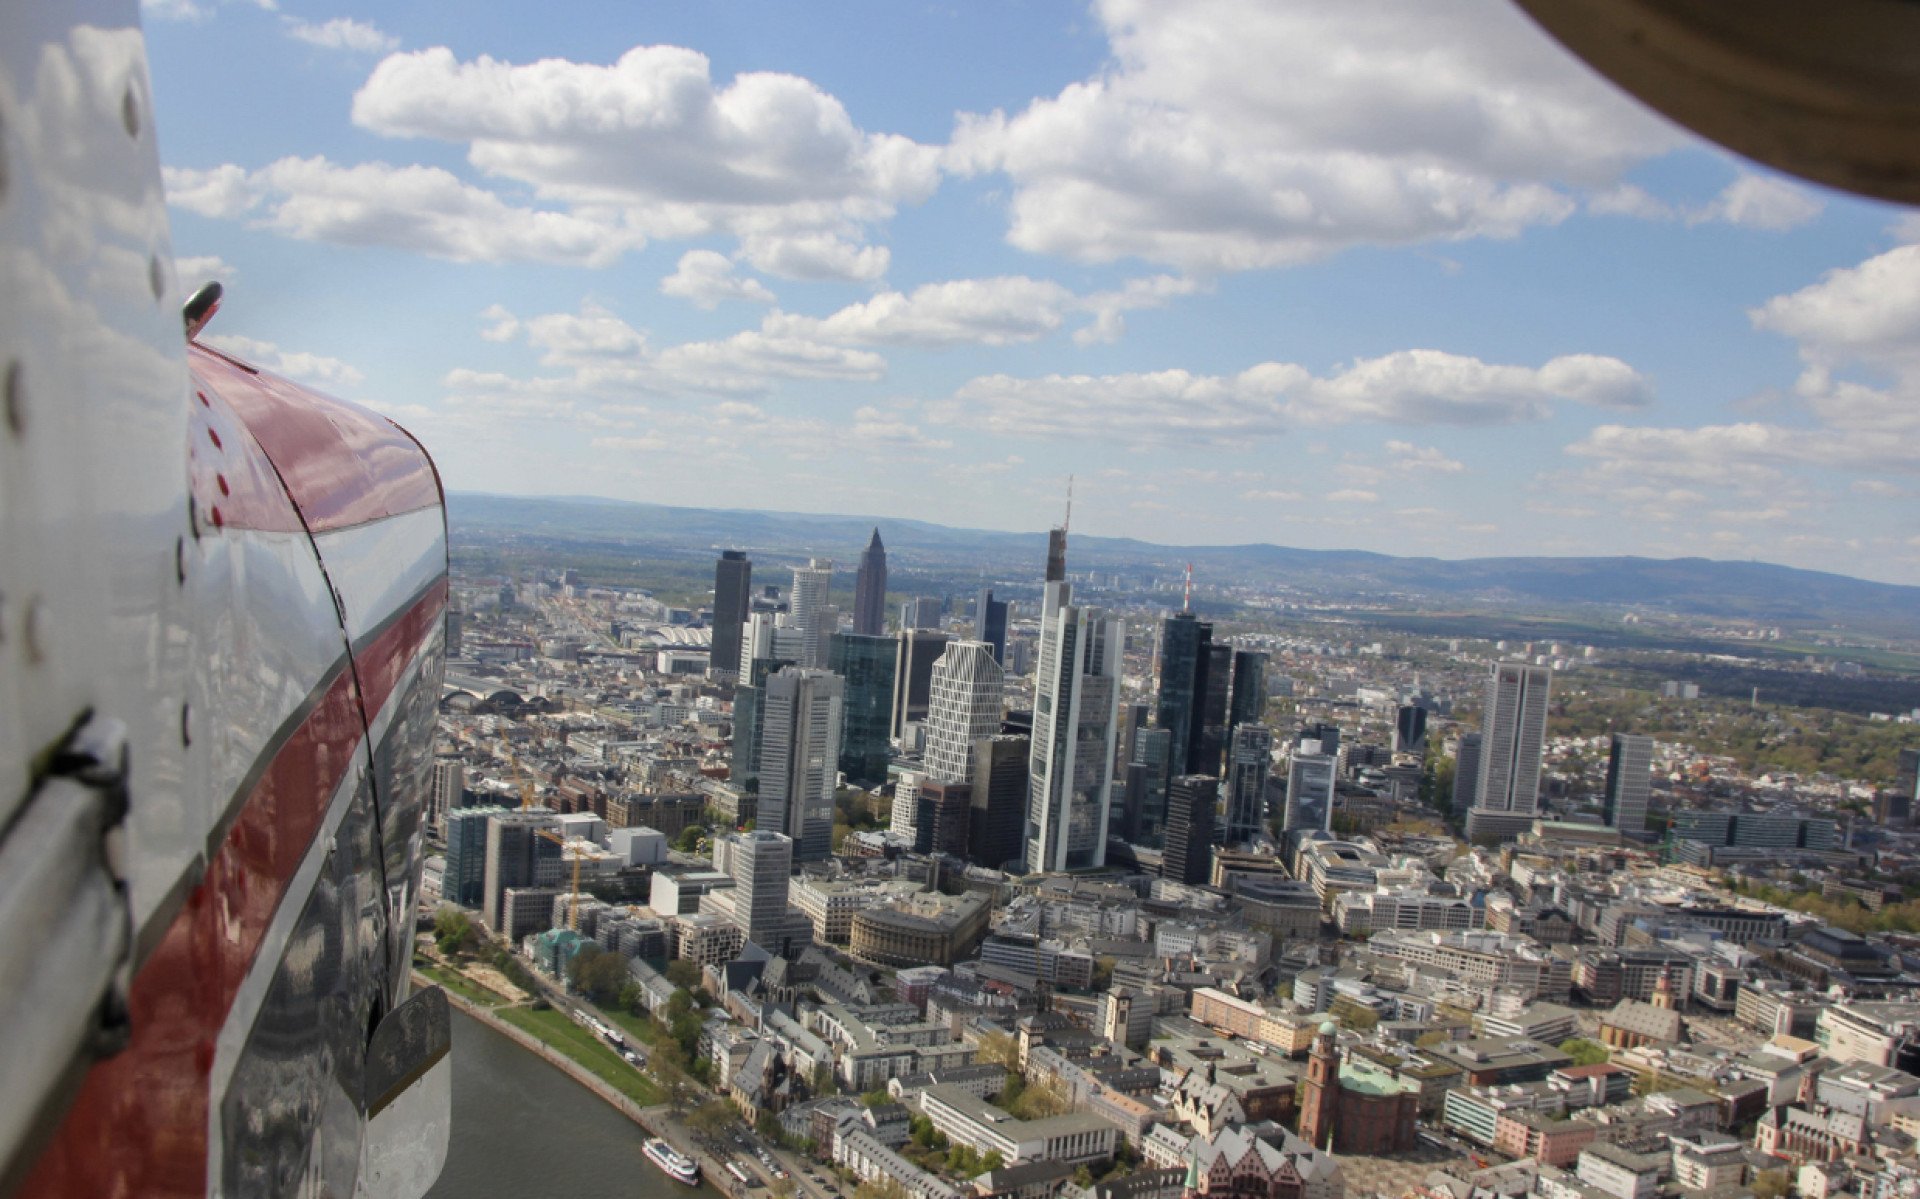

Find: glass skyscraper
<box><xmin>830</xmin><ymin>631</ymin><xmax>897</xmax><ymax>788</ymax></box>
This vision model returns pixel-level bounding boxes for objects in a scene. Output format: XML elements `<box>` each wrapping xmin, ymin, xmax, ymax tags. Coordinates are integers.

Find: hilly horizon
<box><xmin>448</xmin><ymin>492</ymin><xmax>1920</xmax><ymax>641</ymax></box>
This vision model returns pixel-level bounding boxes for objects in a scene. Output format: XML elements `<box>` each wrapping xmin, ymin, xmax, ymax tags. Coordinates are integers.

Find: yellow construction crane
<box><xmin>507</xmin><ymin>749</ymin><xmax>537</xmax><ymax>811</ymax></box>
<box><xmin>536</xmin><ymin>827</ymin><xmax>584</xmax><ymax>931</ymax></box>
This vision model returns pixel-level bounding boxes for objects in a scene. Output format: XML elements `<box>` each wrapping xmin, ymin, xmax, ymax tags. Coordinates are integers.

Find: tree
<box><xmin>1559</xmin><ymin>1038</ymin><xmax>1609</xmax><ymax>1067</ymax></box>
<box><xmin>688</xmin><ymin>1100</ymin><xmax>737</xmax><ymax>1138</ymax></box>
<box><xmin>665</xmin><ymin>959</ymin><xmax>702</xmax><ymax>990</ymax></box>
<box><xmin>568</xmin><ymin>945</ymin><xmax>627</xmax><ymax>1005</ymax></box>
<box><xmin>675</xmin><ymin>823</ymin><xmax>708</xmax><ymax>853</ymax></box>
<box><xmin>976</xmin><ymin>1030</ymin><xmax>1019</xmax><ymax>1070</ymax></box>
<box><xmin>433</xmin><ymin>907</ymin><xmax>478</xmax><ymax>957</ymax></box>
<box><xmin>1415</xmin><ymin>1030</ymin><xmax>1451</xmax><ymax>1048</ymax></box>
<box><xmin>1751</xmin><ymin>1170</ymin><xmax>1792</xmax><ymax>1199</ymax></box>
<box><xmin>854</xmin><ymin>1180</ymin><xmax>910</xmax><ymax>1199</ymax></box>
<box><xmin>980</xmin><ymin>1151</ymin><xmax>1004</xmax><ymax>1174</ymax></box>
<box><xmin>756</xmin><ymin>1111</ymin><xmax>784</xmax><ymax>1141</ymax></box>
<box><xmin>861</xmin><ymin>1088</ymin><xmax>892</xmax><ymax>1108</ymax></box>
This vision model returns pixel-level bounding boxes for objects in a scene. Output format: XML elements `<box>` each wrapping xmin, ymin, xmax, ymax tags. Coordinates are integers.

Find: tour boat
<box><xmin>645</xmin><ymin>1138</ymin><xmax>702</xmax><ymax>1185</ymax></box>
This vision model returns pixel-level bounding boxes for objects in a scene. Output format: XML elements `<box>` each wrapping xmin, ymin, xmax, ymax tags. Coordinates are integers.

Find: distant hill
<box><xmin>447</xmin><ymin>492</ymin><xmax>1920</xmax><ymax>639</ymax></box>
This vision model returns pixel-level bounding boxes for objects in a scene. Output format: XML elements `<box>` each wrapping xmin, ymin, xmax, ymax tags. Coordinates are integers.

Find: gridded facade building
<box><xmin>759</xmin><ymin>667</ymin><xmax>845</xmax><ymax>862</ymax></box>
<box><xmin>923</xmin><ymin>640</ymin><xmax>1004</xmax><ymax>786</ymax></box>
<box><xmin>1025</xmin><ymin>579</ymin><xmax>1123</xmax><ymax>873</ymax></box>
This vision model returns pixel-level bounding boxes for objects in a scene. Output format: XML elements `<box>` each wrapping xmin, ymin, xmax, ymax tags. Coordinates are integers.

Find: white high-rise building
<box><xmin>1466</xmin><ymin>663</ymin><xmax>1552</xmax><ymax>842</ymax></box>
<box><xmin>1024</xmin><ymin>574</ymin><xmax>1124</xmax><ymax>873</ymax></box>
<box><xmin>923</xmin><ymin>641</ymin><xmax>1005</xmax><ymax>786</ymax></box>
<box><xmin>759</xmin><ymin>667</ymin><xmax>844</xmax><ymax>862</ymax></box>
<box><xmin>790</xmin><ymin>559</ymin><xmax>833</xmax><ymax>670</ymax></box>
<box><xmin>719</xmin><ymin>829</ymin><xmax>793</xmax><ymax>949</ymax></box>
<box><xmin>891</xmin><ymin>770</ymin><xmax>923</xmax><ymax>842</ymax></box>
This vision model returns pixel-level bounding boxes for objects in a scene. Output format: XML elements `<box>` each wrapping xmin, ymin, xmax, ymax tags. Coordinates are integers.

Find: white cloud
<box><xmin>1586</xmin><ymin>184</ymin><xmax>1673</xmax><ymax>221</ymax></box>
<box><xmin>1853</xmin><ymin>479</ymin><xmax>1907</xmax><ymax>498</ymax></box>
<box><xmin>285</xmin><ymin>17</ymin><xmax>397</xmax><ymax>54</ymax></box>
<box><xmin>1751</xmin><ymin>243</ymin><xmax>1920</xmax><ymax>371</ymax></box>
<box><xmin>165</xmin><ymin>157</ymin><xmax>645</xmax><ymax>265</ymax></box>
<box><xmin>174</xmin><ymin>254</ymin><xmax>235</xmax><ymax>283</ymax></box>
<box><xmin>1327</xmin><ymin>489</ymin><xmax>1379</xmax><ymax>504</ymax></box>
<box><xmin>349</xmin><ymin>44</ymin><xmax>939</xmax><ymax>280</ymax></box>
<box><xmin>1384</xmin><ymin>440</ymin><xmax>1466</xmax><ymax>472</ymax></box>
<box><xmin>1240</xmin><ymin>488</ymin><xmax>1304</xmax><ymax>502</ymax></box>
<box><xmin>771</xmin><ymin>276</ymin><xmax>1072</xmax><ymax>348</ymax></box>
<box><xmin>469</xmin><ymin>301</ymin><xmax>884</xmax><ymax>400</ymax></box>
<box><xmin>928</xmin><ymin>348</ymin><xmax>1647</xmax><ymax>443</ymax></box>
<box><xmin>1692</xmin><ymin>174</ymin><xmax>1823</xmax><ymax>232</ymax></box>
<box><xmin>203</xmin><ymin>333</ymin><xmax>365</xmax><ymax>389</ymax></box>
<box><xmin>590</xmin><ymin>434</ymin><xmax>668</xmax><ymax>453</ymax></box>
<box><xmin>947</xmin><ymin>0</ymin><xmax>1675</xmax><ymax>271</ymax></box>
<box><xmin>660</xmin><ymin>250</ymin><xmax>776</xmax><ymax>309</ymax></box>
<box><xmin>142</xmin><ymin>0</ymin><xmax>275</xmax><ymax>21</ymax></box>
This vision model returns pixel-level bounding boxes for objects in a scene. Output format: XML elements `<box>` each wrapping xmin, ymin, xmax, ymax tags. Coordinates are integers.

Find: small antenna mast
<box><xmin>1064</xmin><ymin>474</ymin><xmax>1074</xmax><ymax>533</ymax></box>
<box><xmin>1184</xmin><ymin>562</ymin><xmax>1193</xmax><ymax>613</ymax></box>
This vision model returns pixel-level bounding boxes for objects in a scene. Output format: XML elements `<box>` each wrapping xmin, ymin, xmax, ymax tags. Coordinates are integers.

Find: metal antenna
<box><xmin>1184</xmin><ymin>562</ymin><xmax>1193</xmax><ymax>612</ymax></box>
<box><xmin>1064</xmin><ymin>474</ymin><xmax>1074</xmax><ymax>533</ymax></box>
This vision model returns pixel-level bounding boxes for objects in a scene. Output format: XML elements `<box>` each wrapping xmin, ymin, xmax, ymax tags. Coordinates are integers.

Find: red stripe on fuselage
<box><xmin>189</xmin><ymin>344</ymin><xmax>440</xmax><ymax>533</ymax></box>
<box><xmin>20</xmin><ymin>579</ymin><xmax>446</xmax><ymax>1199</ymax></box>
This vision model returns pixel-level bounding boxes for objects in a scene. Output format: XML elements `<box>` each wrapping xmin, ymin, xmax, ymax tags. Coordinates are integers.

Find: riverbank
<box><xmin>417</xmin><ymin>970</ymin><xmax>741</xmax><ymax>1195</ymax></box>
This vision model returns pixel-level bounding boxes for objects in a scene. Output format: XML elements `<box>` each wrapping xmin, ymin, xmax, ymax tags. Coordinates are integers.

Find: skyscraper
<box><xmin>1199</xmin><ymin>641</ymin><xmax>1233</xmax><ymax>775</ymax></box>
<box><xmin>1154</xmin><ymin>612</ymin><xmax>1210</xmax><ymax>782</ymax></box>
<box><xmin>924</xmin><ymin>641</ymin><xmax>1005</xmax><ymax>785</ymax></box>
<box><xmin>975</xmin><ymin>587</ymin><xmax>1009</xmax><ymax>664</ymax></box>
<box><xmin>1225</xmin><ymin>725</ymin><xmax>1274</xmax><ymax>843</ymax></box>
<box><xmin>853</xmin><ymin>528</ymin><xmax>888</xmax><ymax>637</ymax></box>
<box><xmin>1452</xmin><ymin>733</ymin><xmax>1483</xmax><ymax>812</ymax></box>
<box><xmin>1025</xmin><ymin>572</ymin><xmax>1124</xmax><ymax>873</ymax></box>
<box><xmin>710</xmin><ymin>550</ymin><xmax>751</xmax><ymax>681</ymax></box>
<box><xmin>482</xmin><ymin>810</ymin><xmax>561</xmax><ymax>932</ymax></box>
<box><xmin>969</xmin><ymin>735</ymin><xmax>1029</xmax><ymax>869</ymax></box>
<box><xmin>1285</xmin><ymin>745</ymin><xmax>1335</xmax><ymax>836</ymax></box>
<box><xmin>1602</xmin><ymin>733</ymin><xmax>1653</xmax><ymax>834</ymax></box>
<box><xmin>1466</xmin><ymin>663</ymin><xmax>1552</xmax><ymax>842</ymax></box>
<box><xmin>790</xmin><ymin>558</ymin><xmax>833</xmax><ymax>670</ymax></box>
<box><xmin>915</xmin><ymin>780</ymin><xmax>970</xmax><ymax>857</ymax></box>
<box><xmin>731</xmin><ymin>625</ymin><xmax>797</xmax><ymax>791</ymax></box>
<box><xmin>719</xmin><ymin>829</ymin><xmax>793</xmax><ymax>950</ymax></box>
<box><xmin>1045</xmin><ymin>526</ymin><xmax>1067</xmax><ymax>583</ymax></box>
<box><xmin>830</xmin><ymin>632</ymin><xmax>897</xmax><ymax>788</ymax></box>
<box><xmin>1877</xmin><ymin>748</ymin><xmax>1919</xmax><ymax>826</ymax></box>
<box><xmin>1393</xmin><ymin>704</ymin><xmax>1429</xmax><ymax>757</ymax></box>
<box><xmin>758</xmin><ymin>667</ymin><xmax>844</xmax><ymax>861</ymax></box>
<box><xmin>890</xmin><ymin>628</ymin><xmax>951</xmax><ymax>740</ymax></box>
<box><xmin>1162</xmin><ymin>775</ymin><xmax>1218</xmax><ymax>885</ymax></box>
<box><xmin>1125</xmin><ymin>727</ymin><xmax>1173</xmax><ymax>846</ymax></box>
<box><xmin>1229</xmin><ymin>650</ymin><xmax>1268</xmax><ymax>733</ymax></box>
<box><xmin>446</xmin><ymin>805</ymin><xmax>507</xmax><ymax>908</ymax></box>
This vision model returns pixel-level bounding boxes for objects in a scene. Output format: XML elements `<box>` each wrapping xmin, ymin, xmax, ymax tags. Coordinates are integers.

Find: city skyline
<box><xmin>144</xmin><ymin>2</ymin><xmax>1920</xmax><ymax>586</ymax></box>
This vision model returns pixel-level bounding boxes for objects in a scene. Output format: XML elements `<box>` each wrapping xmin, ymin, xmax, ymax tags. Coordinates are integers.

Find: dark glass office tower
<box><xmin>1199</xmin><ymin>642</ymin><xmax>1233</xmax><ymax>776</ymax></box>
<box><xmin>711</xmin><ymin>550</ymin><xmax>751</xmax><ymax>680</ymax></box>
<box><xmin>1224</xmin><ymin>725</ymin><xmax>1273</xmax><ymax>843</ymax></box>
<box><xmin>890</xmin><ymin>628</ymin><xmax>950</xmax><ymax>739</ymax></box>
<box><xmin>968</xmin><ymin>735</ymin><xmax>1029</xmax><ymax>869</ymax></box>
<box><xmin>831</xmin><ymin>632</ymin><xmax>898</xmax><ymax>788</ymax></box>
<box><xmin>1161</xmin><ymin>775</ymin><xmax>1218</xmax><ymax>885</ymax></box>
<box><xmin>975</xmin><ymin>586</ymin><xmax>1008</xmax><ymax>664</ymax></box>
<box><xmin>853</xmin><ymin>528</ymin><xmax>888</xmax><ymax>636</ymax></box>
<box><xmin>1394</xmin><ymin>704</ymin><xmax>1429</xmax><ymax>757</ymax></box>
<box><xmin>1601</xmin><ymin>732</ymin><xmax>1652</xmax><ymax>833</ymax></box>
<box><xmin>1229</xmin><ymin>650</ymin><xmax>1268</xmax><ymax>732</ymax></box>
<box><xmin>1154</xmin><ymin>612</ymin><xmax>1210</xmax><ymax>781</ymax></box>
<box><xmin>1127</xmin><ymin>727</ymin><xmax>1173</xmax><ymax>846</ymax></box>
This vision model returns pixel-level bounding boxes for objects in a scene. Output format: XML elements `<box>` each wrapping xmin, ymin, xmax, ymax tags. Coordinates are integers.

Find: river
<box><xmin>426</xmin><ymin>1007</ymin><xmax>715</xmax><ymax>1199</ymax></box>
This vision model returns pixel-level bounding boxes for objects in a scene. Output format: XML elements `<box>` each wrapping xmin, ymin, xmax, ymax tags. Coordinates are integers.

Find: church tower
<box><xmin>1652</xmin><ymin>970</ymin><xmax>1677</xmax><ymax>1011</ymax></box>
<box><xmin>1299</xmin><ymin>1021</ymin><xmax>1339</xmax><ymax>1150</ymax></box>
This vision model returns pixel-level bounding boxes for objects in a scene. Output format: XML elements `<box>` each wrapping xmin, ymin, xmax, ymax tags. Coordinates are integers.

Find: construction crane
<box><xmin>535</xmin><ymin>827</ymin><xmax>584</xmax><ymax>931</ymax></box>
<box><xmin>507</xmin><ymin>749</ymin><xmax>537</xmax><ymax>811</ymax></box>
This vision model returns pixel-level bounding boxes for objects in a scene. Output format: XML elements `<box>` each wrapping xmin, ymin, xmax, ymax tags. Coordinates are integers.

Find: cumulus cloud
<box><xmin>1751</xmin><ymin>244</ymin><xmax>1920</xmax><ymax>370</ymax></box>
<box><xmin>468</xmin><ymin>300</ymin><xmax>884</xmax><ymax>400</ymax></box>
<box><xmin>946</xmin><ymin>0</ymin><xmax>1675</xmax><ymax>271</ymax></box>
<box><xmin>143</xmin><ymin>0</ymin><xmax>275</xmax><ymax>21</ymax></box>
<box><xmin>174</xmin><ymin>254</ymin><xmax>235</xmax><ymax>283</ymax></box>
<box><xmin>285</xmin><ymin>17</ymin><xmax>398</xmax><ymax>54</ymax></box>
<box><xmin>660</xmin><ymin>250</ymin><xmax>777</xmax><ymax>309</ymax></box>
<box><xmin>1327</xmin><ymin>489</ymin><xmax>1379</xmax><ymax>504</ymax></box>
<box><xmin>1385</xmin><ymin>440</ymin><xmax>1466</xmax><ymax>472</ymax></box>
<box><xmin>345</xmin><ymin>44</ymin><xmax>939</xmax><ymax>280</ymax></box>
<box><xmin>165</xmin><ymin>158</ymin><xmax>645</xmax><ymax>266</ymax></box>
<box><xmin>926</xmin><ymin>349</ymin><xmax>1648</xmax><ymax>443</ymax></box>
<box><xmin>1692</xmin><ymin>174</ymin><xmax>1823</xmax><ymax>232</ymax></box>
<box><xmin>203</xmin><ymin>333</ymin><xmax>365</xmax><ymax>389</ymax></box>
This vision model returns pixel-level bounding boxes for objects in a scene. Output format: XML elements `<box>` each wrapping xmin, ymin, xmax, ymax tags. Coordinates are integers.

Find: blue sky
<box><xmin>143</xmin><ymin>0</ymin><xmax>1920</xmax><ymax>584</ymax></box>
